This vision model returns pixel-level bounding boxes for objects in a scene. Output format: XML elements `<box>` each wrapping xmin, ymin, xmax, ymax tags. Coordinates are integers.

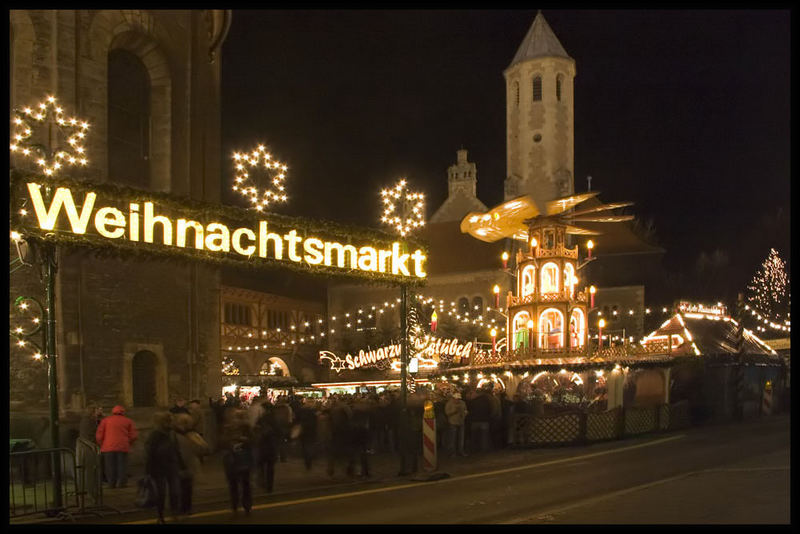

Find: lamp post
<box><xmin>598</xmin><ymin>318</ymin><xmax>606</xmax><ymax>350</ymax></box>
<box><xmin>493</xmin><ymin>284</ymin><xmax>500</xmax><ymax>309</ymax></box>
<box><xmin>379</xmin><ymin>179</ymin><xmax>425</xmax><ymax>413</ymax></box>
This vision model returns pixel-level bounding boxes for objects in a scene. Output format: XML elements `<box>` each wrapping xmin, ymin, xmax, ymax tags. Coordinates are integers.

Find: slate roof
<box><xmin>508</xmin><ymin>11</ymin><xmax>571</xmax><ymax>69</ymax></box>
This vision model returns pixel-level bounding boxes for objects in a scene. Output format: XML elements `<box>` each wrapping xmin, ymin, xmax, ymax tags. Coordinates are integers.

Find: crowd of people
<box><xmin>78</xmin><ymin>385</ymin><xmax>531</xmax><ymax>522</ymax></box>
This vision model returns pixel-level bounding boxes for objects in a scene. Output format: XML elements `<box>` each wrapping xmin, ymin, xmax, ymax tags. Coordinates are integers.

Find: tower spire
<box><xmin>508</xmin><ymin>10</ymin><xmax>571</xmax><ymax>69</ymax></box>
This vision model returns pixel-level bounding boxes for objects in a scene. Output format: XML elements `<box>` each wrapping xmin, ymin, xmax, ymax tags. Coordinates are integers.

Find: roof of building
<box><xmin>508</xmin><ymin>11</ymin><xmax>571</xmax><ymax>69</ymax></box>
<box><xmin>419</xmin><ymin>220</ymin><xmax>505</xmax><ymax>276</ymax></box>
<box><xmin>643</xmin><ymin>312</ymin><xmax>779</xmax><ymax>356</ymax></box>
<box><xmin>430</xmin><ymin>192</ymin><xmax>488</xmax><ymax>224</ymax></box>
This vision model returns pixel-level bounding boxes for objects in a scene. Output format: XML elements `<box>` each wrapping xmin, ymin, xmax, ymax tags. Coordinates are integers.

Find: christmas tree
<box><xmin>746</xmin><ymin>248</ymin><xmax>790</xmax><ymax>321</ymax></box>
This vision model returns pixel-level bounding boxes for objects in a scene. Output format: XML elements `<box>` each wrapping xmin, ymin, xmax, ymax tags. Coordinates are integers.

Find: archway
<box><xmin>538</xmin><ymin>308</ymin><xmax>564</xmax><ymax>349</ymax></box>
<box><xmin>540</xmin><ymin>262</ymin><xmax>559</xmax><ymax>294</ymax></box>
<box><xmin>521</xmin><ymin>265</ymin><xmax>535</xmax><ymax>297</ymax></box>
<box><xmin>569</xmin><ymin>308</ymin><xmax>585</xmax><ymax>348</ymax></box>
<box><xmin>260</xmin><ymin>357</ymin><xmax>290</xmax><ymax>377</ymax></box>
<box><xmin>511</xmin><ymin>311</ymin><xmax>532</xmax><ymax>349</ymax></box>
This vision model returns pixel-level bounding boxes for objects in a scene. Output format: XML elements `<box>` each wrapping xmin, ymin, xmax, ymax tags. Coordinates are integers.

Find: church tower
<box><xmin>504</xmin><ymin>11</ymin><xmax>576</xmax><ymax>210</ymax></box>
<box><xmin>430</xmin><ymin>148</ymin><xmax>488</xmax><ymax>223</ymax></box>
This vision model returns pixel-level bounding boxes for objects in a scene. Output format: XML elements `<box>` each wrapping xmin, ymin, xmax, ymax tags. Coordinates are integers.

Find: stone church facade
<box><xmin>9</xmin><ymin>10</ymin><xmax>232</xmax><ymax>433</ymax></box>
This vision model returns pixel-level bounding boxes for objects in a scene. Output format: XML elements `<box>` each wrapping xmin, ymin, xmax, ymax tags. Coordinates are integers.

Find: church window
<box><xmin>532</xmin><ymin>75</ymin><xmax>542</xmax><ymax>102</ymax></box>
<box><xmin>108</xmin><ymin>49</ymin><xmax>151</xmax><ymax>189</ymax></box>
<box><xmin>472</xmin><ymin>296</ymin><xmax>484</xmax><ymax>313</ymax></box>
<box><xmin>556</xmin><ymin>74</ymin><xmax>563</xmax><ymax>101</ymax></box>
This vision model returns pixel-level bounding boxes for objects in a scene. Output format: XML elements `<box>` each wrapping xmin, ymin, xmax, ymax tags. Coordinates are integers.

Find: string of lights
<box><xmin>379</xmin><ymin>179</ymin><xmax>425</xmax><ymax>237</ymax></box>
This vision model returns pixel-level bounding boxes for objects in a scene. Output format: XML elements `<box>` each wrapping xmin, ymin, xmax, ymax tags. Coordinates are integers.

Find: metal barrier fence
<box><xmin>512</xmin><ymin>401</ymin><xmax>692</xmax><ymax>447</ymax></box>
<box><xmin>9</xmin><ymin>442</ymin><xmax>119</xmax><ymax>521</ymax></box>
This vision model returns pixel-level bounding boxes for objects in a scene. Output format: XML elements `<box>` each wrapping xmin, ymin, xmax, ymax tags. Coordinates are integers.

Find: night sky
<box><xmin>221</xmin><ymin>9</ymin><xmax>790</xmax><ymax>303</ymax></box>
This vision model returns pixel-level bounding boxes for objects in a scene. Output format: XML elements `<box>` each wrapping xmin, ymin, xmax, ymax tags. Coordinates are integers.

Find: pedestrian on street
<box><xmin>252</xmin><ymin>403</ymin><xmax>278</xmax><ymax>493</ymax></box>
<box><xmin>445</xmin><ymin>392</ymin><xmax>468</xmax><ymax>456</ymax></box>
<box><xmin>273</xmin><ymin>397</ymin><xmax>294</xmax><ymax>463</ymax></box>
<box><xmin>327</xmin><ymin>398</ymin><xmax>355</xmax><ymax>478</ymax></box>
<box><xmin>296</xmin><ymin>397</ymin><xmax>318</xmax><ymax>470</ymax></box>
<box><xmin>221</xmin><ymin>409</ymin><xmax>254</xmax><ymax>516</ymax></box>
<box><xmin>173</xmin><ymin>413</ymin><xmax>210</xmax><ymax>515</ymax></box>
<box><xmin>351</xmin><ymin>396</ymin><xmax>372</xmax><ymax>477</ymax></box>
<box><xmin>467</xmin><ymin>389</ymin><xmax>491</xmax><ymax>453</ymax></box>
<box><xmin>95</xmin><ymin>405</ymin><xmax>138</xmax><ymax>488</ymax></box>
<box><xmin>144</xmin><ymin>412</ymin><xmax>181</xmax><ymax>524</ymax></box>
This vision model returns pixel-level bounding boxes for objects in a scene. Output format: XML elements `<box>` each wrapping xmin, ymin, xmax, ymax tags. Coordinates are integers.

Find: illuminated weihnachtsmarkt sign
<box><xmin>9</xmin><ymin>174</ymin><xmax>427</xmax><ymax>284</ymax></box>
<box><xmin>319</xmin><ymin>336</ymin><xmax>474</xmax><ymax>373</ymax></box>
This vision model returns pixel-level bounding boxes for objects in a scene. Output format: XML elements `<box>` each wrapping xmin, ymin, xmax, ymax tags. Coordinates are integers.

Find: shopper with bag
<box><xmin>173</xmin><ymin>413</ymin><xmax>210</xmax><ymax>515</ymax></box>
<box><xmin>143</xmin><ymin>412</ymin><xmax>181</xmax><ymax>524</ymax></box>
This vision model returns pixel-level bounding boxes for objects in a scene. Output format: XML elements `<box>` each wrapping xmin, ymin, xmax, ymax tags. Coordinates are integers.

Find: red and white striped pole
<box><xmin>422</xmin><ymin>400</ymin><xmax>437</xmax><ymax>471</ymax></box>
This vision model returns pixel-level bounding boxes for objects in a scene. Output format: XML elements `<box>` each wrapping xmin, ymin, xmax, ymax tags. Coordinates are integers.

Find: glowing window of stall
<box><xmin>538</xmin><ymin>308</ymin><xmax>564</xmax><ymax>349</ymax></box>
<box><xmin>521</xmin><ymin>265</ymin><xmax>536</xmax><ymax>297</ymax></box>
<box><xmin>570</xmin><ymin>308</ymin><xmax>585</xmax><ymax>348</ymax></box>
<box><xmin>564</xmin><ymin>263</ymin><xmax>575</xmax><ymax>298</ymax></box>
<box><xmin>541</xmin><ymin>262</ymin><xmax>559</xmax><ymax>294</ymax></box>
<box><xmin>512</xmin><ymin>310</ymin><xmax>532</xmax><ymax>349</ymax></box>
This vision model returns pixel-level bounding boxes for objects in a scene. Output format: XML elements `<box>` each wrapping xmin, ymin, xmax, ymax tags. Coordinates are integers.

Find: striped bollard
<box><xmin>762</xmin><ymin>381</ymin><xmax>773</xmax><ymax>415</ymax></box>
<box><xmin>422</xmin><ymin>400</ymin><xmax>437</xmax><ymax>471</ymax></box>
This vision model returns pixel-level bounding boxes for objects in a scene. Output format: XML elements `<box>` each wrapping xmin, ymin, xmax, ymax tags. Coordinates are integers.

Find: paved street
<box><xmin>53</xmin><ymin>414</ymin><xmax>790</xmax><ymax>525</ymax></box>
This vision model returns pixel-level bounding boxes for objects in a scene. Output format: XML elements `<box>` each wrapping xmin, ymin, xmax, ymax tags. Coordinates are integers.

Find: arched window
<box><xmin>541</xmin><ymin>262</ymin><xmax>559</xmax><ymax>294</ymax></box>
<box><xmin>564</xmin><ymin>263</ymin><xmax>576</xmax><ymax>298</ymax></box>
<box><xmin>471</xmin><ymin>296</ymin><xmax>484</xmax><ymax>314</ymax></box>
<box><xmin>458</xmin><ymin>297</ymin><xmax>470</xmax><ymax>316</ymax></box>
<box><xmin>556</xmin><ymin>74</ymin><xmax>563</xmax><ymax>101</ymax></box>
<box><xmin>108</xmin><ymin>49</ymin><xmax>151</xmax><ymax>189</ymax></box>
<box><xmin>570</xmin><ymin>308</ymin><xmax>585</xmax><ymax>348</ymax></box>
<box><xmin>521</xmin><ymin>265</ymin><xmax>536</xmax><ymax>297</ymax></box>
<box><xmin>512</xmin><ymin>311</ymin><xmax>532</xmax><ymax>349</ymax></box>
<box><xmin>532</xmin><ymin>75</ymin><xmax>542</xmax><ymax>102</ymax></box>
<box><xmin>131</xmin><ymin>350</ymin><xmax>157</xmax><ymax>407</ymax></box>
<box><xmin>514</xmin><ymin>81</ymin><xmax>520</xmax><ymax>107</ymax></box>
<box><xmin>538</xmin><ymin>308</ymin><xmax>564</xmax><ymax>349</ymax></box>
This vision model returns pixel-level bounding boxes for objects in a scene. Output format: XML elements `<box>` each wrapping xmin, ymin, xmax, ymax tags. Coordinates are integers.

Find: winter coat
<box><xmin>467</xmin><ymin>394</ymin><xmax>491</xmax><ymax>423</ymax></box>
<box><xmin>445</xmin><ymin>398</ymin><xmax>468</xmax><ymax>426</ymax></box>
<box><xmin>144</xmin><ymin>429</ymin><xmax>180</xmax><ymax>477</ymax></box>
<box><xmin>95</xmin><ymin>409</ymin><xmax>138</xmax><ymax>453</ymax></box>
<box><xmin>174</xmin><ymin>430</ymin><xmax>210</xmax><ymax>477</ymax></box>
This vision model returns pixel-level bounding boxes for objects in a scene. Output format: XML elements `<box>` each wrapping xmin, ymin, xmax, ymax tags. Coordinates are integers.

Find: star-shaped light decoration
<box><xmin>10</xmin><ymin>95</ymin><xmax>90</xmax><ymax>176</ymax></box>
<box><xmin>231</xmin><ymin>145</ymin><xmax>288</xmax><ymax>211</ymax></box>
<box><xmin>379</xmin><ymin>179</ymin><xmax>425</xmax><ymax>237</ymax></box>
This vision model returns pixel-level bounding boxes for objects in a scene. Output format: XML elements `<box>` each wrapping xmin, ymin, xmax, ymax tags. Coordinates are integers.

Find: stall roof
<box><xmin>642</xmin><ymin>312</ymin><xmax>778</xmax><ymax>356</ymax></box>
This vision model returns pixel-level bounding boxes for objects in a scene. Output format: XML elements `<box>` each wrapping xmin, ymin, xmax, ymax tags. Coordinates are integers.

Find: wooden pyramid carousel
<box><xmin>460</xmin><ymin>192</ymin><xmax>634</xmax><ymax>358</ymax></box>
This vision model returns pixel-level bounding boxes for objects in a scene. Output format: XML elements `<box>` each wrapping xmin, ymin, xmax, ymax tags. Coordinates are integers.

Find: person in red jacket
<box><xmin>96</xmin><ymin>405</ymin><xmax>138</xmax><ymax>488</ymax></box>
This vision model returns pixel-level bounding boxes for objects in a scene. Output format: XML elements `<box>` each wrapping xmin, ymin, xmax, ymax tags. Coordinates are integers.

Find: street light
<box><xmin>598</xmin><ymin>318</ymin><xmax>606</xmax><ymax>350</ymax></box>
<box><xmin>493</xmin><ymin>284</ymin><xmax>500</xmax><ymax>308</ymax></box>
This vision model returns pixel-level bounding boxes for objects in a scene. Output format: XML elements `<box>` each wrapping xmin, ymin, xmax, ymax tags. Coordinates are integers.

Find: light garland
<box><xmin>232</xmin><ymin>145</ymin><xmax>288</xmax><ymax>211</ymax></box>
<box><xmin>9</xmin><ymin>297</ymin><xmax>45</xmax><ymax>361</ymax></box>
<box><xmin>10</xmin><ymin>95</ymin><xmax>89</xmax><ymax>175</ymax></box>
<box><xmin>380</xmin><ymin>179</ymin><xmax>425</xmax><ymax>237</ymax></box>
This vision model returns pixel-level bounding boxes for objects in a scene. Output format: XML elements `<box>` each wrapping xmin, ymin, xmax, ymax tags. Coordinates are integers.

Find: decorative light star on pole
<box><xmin>10</xmin><ymin>95</ymin><xmax>90</xmax><ymax>175</ymax></box>
<box><xmin>379</xmin><ymin>179</ymin><xmax>425</xmax><ymax>237</ymax></box>
<box><xmin>232</xmin><ymin>145</ymin><xmax>289</xmax><ymax>211</ymax></box>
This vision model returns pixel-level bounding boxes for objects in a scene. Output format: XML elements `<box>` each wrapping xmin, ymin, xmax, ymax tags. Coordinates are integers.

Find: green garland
<box><xmin>9</xmin><ymin>170</ymin><xmax>427</xmax><ymax>287</ymax></box>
